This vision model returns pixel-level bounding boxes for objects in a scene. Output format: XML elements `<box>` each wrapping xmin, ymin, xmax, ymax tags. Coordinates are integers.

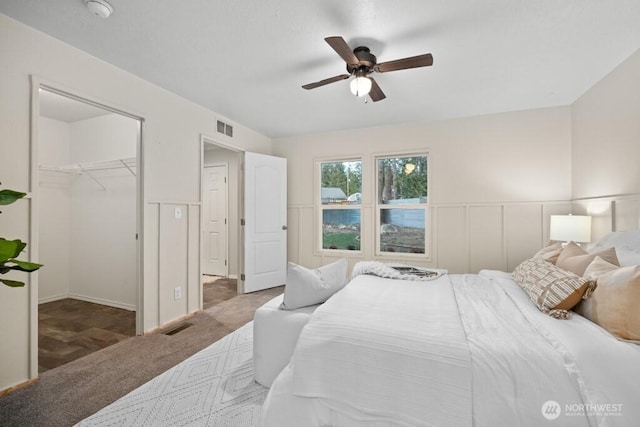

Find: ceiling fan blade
<box><xmin>302</xmin><ymin>74</ymin><xmax>350</xmax><ymax>90</ymax></box>
<box><xmin>325</xmin><ymin>36</ymin><xmax>359</xmax><ymax>65</ymax></box>
<box><xmin>368</xmin><ymin>77</ymin><xmax>386</xmax><ymax>102</ymax></box>
<box><xmin>375</xmin><ymin>53</ymin><xmax>433</xmax><ymax>73</ymax></box>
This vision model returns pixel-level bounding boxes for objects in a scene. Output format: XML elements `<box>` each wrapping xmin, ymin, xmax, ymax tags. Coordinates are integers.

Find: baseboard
<box><xmin>228</xmin><ymin>274</ymin><xmax>238</xmax><ymax>280</ymax></box>
<box><xmin>0</xmin><ymin>378</ymin><xmax>39</xmax><ymax>397</ymax></box>
<box><xmin>66</xmin><ymin>293</ymin><xmax>136</xmax><ymax>311</ymax></box>
<box><xmin>38</xmin><ymin>294</ymin><xmax>69</xmax><ymax>305</ymax></box>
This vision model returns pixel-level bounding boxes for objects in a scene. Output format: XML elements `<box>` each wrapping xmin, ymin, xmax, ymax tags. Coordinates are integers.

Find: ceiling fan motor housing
<box><xmin>347</xmin><ymin>46</ymin><xmax>377</xmax><ymax>74</ymax></box>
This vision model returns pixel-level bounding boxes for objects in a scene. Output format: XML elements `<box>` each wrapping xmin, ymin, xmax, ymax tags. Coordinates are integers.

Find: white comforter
<box><xmin>260</xmin><ymin>271</ymin><xmax>640</xmax><ymax>427</ymax></box>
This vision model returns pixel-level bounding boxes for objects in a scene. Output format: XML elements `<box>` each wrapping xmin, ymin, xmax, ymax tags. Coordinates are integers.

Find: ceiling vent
<box><xmin>216</xmin><ymin>119</ymin><xmax>234</xmax><ymax>138</ymax></box>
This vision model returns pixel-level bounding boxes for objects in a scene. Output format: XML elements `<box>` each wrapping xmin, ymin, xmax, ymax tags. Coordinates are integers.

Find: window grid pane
<box><xmin>379</xmin><ymin>208</ymin><xmax>426</xmax><ymax>254</ymax></box>
<box><xmin>322</xmin><ymin>208</ymin><xmax>361</xmax><ymax>251</ymax></box>
<box><xmin>376</xmin><ymin>154</ymin><xmax>428</xmax><ymax>255</ymax></box>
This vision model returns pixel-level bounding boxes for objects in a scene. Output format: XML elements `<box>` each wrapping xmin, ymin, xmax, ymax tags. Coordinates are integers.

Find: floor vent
<box><xmin>163</xmin><ymin>323</ymin><xmax>193</xmax><ymax>336</ymax></box>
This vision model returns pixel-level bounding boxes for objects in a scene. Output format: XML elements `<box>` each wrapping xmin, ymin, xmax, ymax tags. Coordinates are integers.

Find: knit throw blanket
<box><xmin>352</xmin><ymin>261</ymin><xmax>446</xmax><ymax>282</ymax></box>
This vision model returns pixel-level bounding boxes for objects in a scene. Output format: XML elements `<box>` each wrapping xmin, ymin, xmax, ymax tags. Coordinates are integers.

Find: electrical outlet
<box><xmin>174</xmin><ymin>286</ymin><xmax>182</xmax><ymax>300</ymax></box>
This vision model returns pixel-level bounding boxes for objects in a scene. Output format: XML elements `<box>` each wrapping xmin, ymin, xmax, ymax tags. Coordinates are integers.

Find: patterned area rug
<box><xmin>76</xmin><ymin>322</ymin><xmax>267</xmax><ymax>426</ymax></box>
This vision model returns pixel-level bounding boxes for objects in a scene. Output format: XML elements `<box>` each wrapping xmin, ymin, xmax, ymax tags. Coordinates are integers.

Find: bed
<box><xmin>259</xmin><ymin>231</ymin><xmax>640</xmax><ymax>427</ymax></box>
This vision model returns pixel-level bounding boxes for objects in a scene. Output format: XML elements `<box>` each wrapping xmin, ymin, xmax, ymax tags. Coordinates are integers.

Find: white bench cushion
<box><xmin>253</xmin><ymin>294</ymin><xmax>319</xmax><ymax>387</ymax></box>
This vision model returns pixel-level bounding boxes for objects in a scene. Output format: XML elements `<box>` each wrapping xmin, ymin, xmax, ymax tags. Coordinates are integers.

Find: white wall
<box><xmin>0</xmin><ymin>14</ymin><xmax>271</xmax><ymax>391</ymax></box>
<box><xmin>68</xmin><ymin>114</ymin><xmax>138</xmax><ymax>309</ymax></box>
<box><xmin>273</xmin><ymin>106</ymin><xmax>573</xmax><ymax>274</ymax></box>
<box><xmin>572</xmin><ymin>49</ymin><xmax>640</xmax><ymax>200</ymax></box>
<box><xmin>571</xmin><ymin>48</ymin><xmax>640</xmax><ymax>239</ymax></box>
<box><xmin>38</xmin><ymin>117</ymin><xmax>72</xmax><ymax>302</ymax></box>
<box><xmin>204</xmin><ymin>148</ymin><xmax>241</xmax><ymax>277</ymax></box>
<box><xmin>38</xmin><ymin>113</ymin><xmax>138</xmax><ymax>310</ymax></box>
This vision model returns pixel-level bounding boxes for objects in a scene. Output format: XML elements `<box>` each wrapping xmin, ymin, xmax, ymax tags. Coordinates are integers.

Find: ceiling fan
<box><xmin>302</xmin><ymin>36</ymin><xmax>434</xmax><ymax>102</ymax></box>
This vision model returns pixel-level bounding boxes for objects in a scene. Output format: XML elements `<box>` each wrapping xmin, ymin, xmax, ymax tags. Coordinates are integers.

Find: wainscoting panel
<box><xmin>469</xmin><ymin>206</ymin><xmax>505</xmax><ymax>273</ymax></box>
<box><xmin>614</xmin><ymin>198</ymin><xmax>640</xmax><ymax>232</ymax></box>
<box><xmin>435</xmin><ymin>206</ymin><xmax>468</xmax><ymax>273</ymax></box>
<box><xmin>505</xmin><ymin>205</ymin><xmax>543</xmax><ymax>272</ymax></box>
<box><xmin>144</xmin><ymin>201</ymin><xmax>200</xmax><ymax>332</ymax></box>
<box><xmin>187</xmin><ymin>204</ymin><xmax>201</xmax><ymax>314</ymax></box>
<box><xmin>287</xmin><ymin>207</ymin><xmax>300</xmax><ymax>265</ymax></box>
<box><xmin>572</xmin><ymin>194</ymin><xmax>640</xmax><ymax>242</ymax></box>
<box><xmin>286</xmin><ymin>201</ymin><xmax>585</xmax><ymax>276</ymax></box>
<box><xmin>143</xmin><ymin>203</ymin><xmax>160</xmax><ymax>331</ymax></box>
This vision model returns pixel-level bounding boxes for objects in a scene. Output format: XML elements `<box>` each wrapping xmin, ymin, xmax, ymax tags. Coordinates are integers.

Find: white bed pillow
<box><xmin>281</xmin><ymin>259</ymin><xmax>348</xmax><ymax>310</ymax></box>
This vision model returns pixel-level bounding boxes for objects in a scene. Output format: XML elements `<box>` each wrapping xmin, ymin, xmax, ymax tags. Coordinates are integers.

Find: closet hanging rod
<box><xmin>39</xmin><ymin>157</ymin><xmax>136</xmax><ymax>174</ymax></box>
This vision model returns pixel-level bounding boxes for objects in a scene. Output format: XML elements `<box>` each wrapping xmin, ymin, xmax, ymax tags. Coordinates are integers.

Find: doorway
<box><xmin>202</xmin><ymin>164</ymin><xmax>229</xmax><ymax>277</ymax></box>
<box><xmin>201</xmin><ymin>140</ymin><xmax>240</xmax><ymax>308</ymax></box>
<box><xmin>200</xmin><ymin>136</ymin><xmax>288</xmax><ymax>303</ymax></box>
<box><xmin>34</xmin><ymin>84</ymin><xmax>143</xmax><ymax>373</ymax></box>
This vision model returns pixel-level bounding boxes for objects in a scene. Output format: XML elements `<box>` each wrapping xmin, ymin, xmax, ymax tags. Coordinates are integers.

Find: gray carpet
<box><xmin>0</xmin><ymin>286</ymin><xmax>282</xmax><ymax>427</ymax></box>
<box><xmin>77</xmin><ymin>322</ymin><xmax>266</xmax><ymax>426</ymax></box>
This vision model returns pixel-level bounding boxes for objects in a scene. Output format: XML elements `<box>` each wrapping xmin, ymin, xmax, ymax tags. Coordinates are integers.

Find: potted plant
<box><xmin>0</xmin><ymin>183</ymin><xmax>42</xmax><ymax>287</ymax></box>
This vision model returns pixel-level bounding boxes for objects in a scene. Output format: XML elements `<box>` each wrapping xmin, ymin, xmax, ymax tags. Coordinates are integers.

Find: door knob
<box><xmin>282</xmin><ymin>225</ymin><xmax>288</xmax><ymax>230</ymax></box>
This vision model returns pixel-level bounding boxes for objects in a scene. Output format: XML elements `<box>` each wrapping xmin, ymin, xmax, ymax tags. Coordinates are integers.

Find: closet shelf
<box><xmin>39</xmin><ymin>157</ymin><xmax>136</xmax><ymax>174</ymax></box>
<box><xmin>39</xmin><ymin>157</ymin><xmax>136</xmax><ymax>190</ymax></box>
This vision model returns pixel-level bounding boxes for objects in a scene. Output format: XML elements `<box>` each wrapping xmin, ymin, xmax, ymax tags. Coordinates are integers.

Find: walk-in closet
<box><xmin>37</xmin><ymin>89</ymin><xmax>140</xmax><ymax>372</ymax></box>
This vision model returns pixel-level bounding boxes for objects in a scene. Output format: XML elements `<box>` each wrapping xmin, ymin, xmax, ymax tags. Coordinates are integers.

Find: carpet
<box><xmin>76</xmin><ymin>322</ymin><xmax>267</xmax><ymax>426</ymax></box>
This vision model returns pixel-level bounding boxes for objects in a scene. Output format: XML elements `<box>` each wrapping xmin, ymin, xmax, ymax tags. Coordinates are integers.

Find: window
<box><xmin>319</xmin><ymin>160</ymin><xmax>362</xmax><ymax>251</ymax></box>
<box><xmin>376</xmin><ymin>154</ymin><xmax>428</xmax><ymax>255</ymax></box>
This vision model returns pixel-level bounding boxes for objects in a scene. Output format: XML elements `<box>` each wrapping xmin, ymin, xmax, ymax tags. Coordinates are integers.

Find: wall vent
<box><xmin>216</xmin><ymin>119</ymin><xmax>234</xmax><ymax>138</ymax></box>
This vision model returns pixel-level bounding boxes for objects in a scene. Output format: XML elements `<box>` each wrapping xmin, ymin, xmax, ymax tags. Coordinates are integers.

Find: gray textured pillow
<box><xmin>513</xmin><ymin>257</ymin><xmax>593</xmax><ymax>314</ymax></box>
<box><xmin>281</xmin><ymin>258</ymin><xmax>348</xmax><ymax>310</ymax></box>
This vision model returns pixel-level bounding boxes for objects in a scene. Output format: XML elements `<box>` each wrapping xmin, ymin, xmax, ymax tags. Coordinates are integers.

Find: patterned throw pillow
<box><xmin>513</xmin><ymin>257</ymin><xmax>594</xmax><ymax>315</ymax></box>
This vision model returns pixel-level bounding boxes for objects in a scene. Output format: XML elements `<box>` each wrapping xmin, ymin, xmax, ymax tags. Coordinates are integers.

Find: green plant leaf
<box><xmin>0</xmin><ymin>238</ymin><xmax>27</xmax><ymax>262</ymax></box>
<box><xmin>0</xmin><ymin>189</ymin><xmax>26</xmax><ymax>206</ymax></box>
<box><xmin>0</xmin><ymin>278</ymin><xmax>26</xmax><ymax>287</ymax></box>
<box><xmin>6</xmin><ymin>259</ymin><xmax>43</xmax><ymax>272</ymax></box>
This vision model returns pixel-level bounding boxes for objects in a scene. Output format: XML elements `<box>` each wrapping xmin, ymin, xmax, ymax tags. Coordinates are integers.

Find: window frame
<box><xmin>374</xmin><ymin>152</ymin><xmax>430</xmax><ymax>258</ymax></box>
<box><xmin>316</xmin><ymin>157</ymin><xmax>364</xmax><ymax>255</ymax></box>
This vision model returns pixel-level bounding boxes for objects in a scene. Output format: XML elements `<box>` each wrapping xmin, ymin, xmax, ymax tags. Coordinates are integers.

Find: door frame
<box><xmin>200</xmin><ymin>134</ymin><xmax>245</xmax><ymax>295</ymax></box>
<box><xmin>201</xmin><ymin>163</ymin><xmax>229</xmax><ymax>278</ymax></box>
<box><xmin>29</xmin><ymin>76</ymin><xmax>145</xmax><ymax>379</ymax></box>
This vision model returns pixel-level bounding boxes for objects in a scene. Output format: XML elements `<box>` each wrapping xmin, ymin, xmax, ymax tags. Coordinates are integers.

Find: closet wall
<box><xmin>39</xmin><ymin>113</ymin><xmax>138</xmax><ymax>310</ymax></box>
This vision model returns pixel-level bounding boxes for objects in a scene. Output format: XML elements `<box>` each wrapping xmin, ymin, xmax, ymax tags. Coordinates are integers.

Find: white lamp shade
<box><xmin>549</xmin><ymin>215</ymin><xmax>592</xmax><ymax>243</ymax></box>
<box><xmin>350</xmin><ymin>76</ymin><xmax>372</xmax><ymax>97</ymax></box>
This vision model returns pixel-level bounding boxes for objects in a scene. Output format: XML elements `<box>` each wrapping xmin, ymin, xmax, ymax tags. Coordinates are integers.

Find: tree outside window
<box><xmin>320</xmin><ymin>160</ymin><xmax>362</xmax><ymax>251</ymax></box>
<box><xmin>377</xmin><ymin>155</ymin><xmax>428</xmax><ymax>255</ymax></box>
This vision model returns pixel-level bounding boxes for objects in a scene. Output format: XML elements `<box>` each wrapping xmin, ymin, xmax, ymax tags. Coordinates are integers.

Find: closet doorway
<box><xmin>35</xmin><ymin>86</ymin><xmax>142</xmax><ymax>373</ymax></box>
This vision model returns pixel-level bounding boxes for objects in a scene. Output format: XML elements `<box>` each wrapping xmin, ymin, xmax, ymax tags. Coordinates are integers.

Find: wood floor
<box><xmin>38</xmin><ymin>276</ymin><xmax>236</xmax><ymax>374</ymax></box>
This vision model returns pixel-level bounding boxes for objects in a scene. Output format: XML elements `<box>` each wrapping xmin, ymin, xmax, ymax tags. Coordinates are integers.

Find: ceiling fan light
<box><xmin>350</xmin><ymin>76</ymin><xmax>372</xmax><ymax>97</ymax></box>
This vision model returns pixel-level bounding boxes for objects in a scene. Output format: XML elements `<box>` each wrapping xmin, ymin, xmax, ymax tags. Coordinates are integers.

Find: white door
<box><xmin>202</xmin><ymin>165</ymin><xmax>228</xmax><ymax>276</ymax></box>
<box><xmin>243</xmin><ymin>152</ymin><xmax>287</xmax><ymax>292</ymax></box>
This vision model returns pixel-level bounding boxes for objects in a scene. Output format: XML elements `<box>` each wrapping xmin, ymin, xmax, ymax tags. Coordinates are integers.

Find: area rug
<box><xmin>76</xmin><ymin>322</ymin><xmax>267</xmax><ymax>426</ymax></box>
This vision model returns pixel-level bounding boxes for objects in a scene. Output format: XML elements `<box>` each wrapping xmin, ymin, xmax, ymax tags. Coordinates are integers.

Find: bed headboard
<box><xmin>589</xmin><ymin>230</ymin><xmax>640</xmax><ymax>267</ymax></box>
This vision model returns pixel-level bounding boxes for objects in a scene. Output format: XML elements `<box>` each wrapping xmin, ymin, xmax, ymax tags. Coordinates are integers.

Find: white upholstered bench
<box><xmin>253</xmin><ymin>294</ymin><xmax>320</xmax><ymax>387</ymax></box>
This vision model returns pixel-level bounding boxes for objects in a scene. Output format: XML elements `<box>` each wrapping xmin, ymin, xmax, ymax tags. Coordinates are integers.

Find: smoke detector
<box><xmin>85</xmin><ymin>0</ymin><xmax>113</xmax><ymax>19</ymax></box>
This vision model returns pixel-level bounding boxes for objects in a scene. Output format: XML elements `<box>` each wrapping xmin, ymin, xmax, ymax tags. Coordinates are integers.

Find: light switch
<box><xmin>174</xmin><ymin>207</ymin><xmax>182</xmax><ymax>219</ymax></box>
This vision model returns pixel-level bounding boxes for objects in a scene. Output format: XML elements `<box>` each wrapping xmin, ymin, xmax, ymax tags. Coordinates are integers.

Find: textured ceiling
<box><xmin>1</xmin><ymin>0</ymin><xmax>639</xmax><ymax>139</ymax></box>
